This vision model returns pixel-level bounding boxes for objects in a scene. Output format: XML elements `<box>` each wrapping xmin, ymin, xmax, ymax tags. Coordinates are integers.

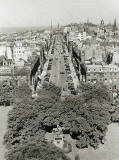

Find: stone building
<box><xmin>86</xmin><ymin>64</ymin><xmax>119</xmax><ymax>90</ymax></box>
<box><xmin>0</xmin><ymin>56</ymin><xmax>13</xmax><ymax>67</ymax></box>
<box><xmin>77</xmin><ymin>32</ymin><xmax>87</xmax><ymax>41</ymax></box>
<box><xmin>13</xmin><ymin>41</ymin><xmax>30</xmax><ymax>61</ymax></box>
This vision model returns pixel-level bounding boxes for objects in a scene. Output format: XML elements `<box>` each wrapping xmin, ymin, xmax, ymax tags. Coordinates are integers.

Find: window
<box><xmin>114</xmin><ymin>85</ymin><xmax>116</xmax><ymax>89</ymax></box>
<box><xmin>93</xmin><ymin>80</ymin><xmax>96</xmax><ymax>83</ymax></box>
<box><xmin>109</xmin><ymin>79</ymin><xmax>112</xmax><ymax>83</ymax></box>
<box><xmin>55</xmin><ymin>138</ymin><xmax>62</xmax><ymax>140</ymax></box>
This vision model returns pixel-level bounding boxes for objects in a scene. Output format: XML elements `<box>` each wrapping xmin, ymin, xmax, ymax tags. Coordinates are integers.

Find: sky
<box><xmin>0</xmin><ymin>0</ymin><xmax>119</xmax><ymax>27</ymax></box>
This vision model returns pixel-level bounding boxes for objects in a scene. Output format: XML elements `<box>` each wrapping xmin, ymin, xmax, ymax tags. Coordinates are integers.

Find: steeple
<box><xmin>5</xmin><ymin>47</ymin><xmax>7</xmax><ymax>59</ymax></box>
<box><xmin>50</xmin><ymin>20</ymin><xmax>53</xmax><ymax>38</ymax></box>
<box><xmin>100</xmin><ymin>19</ymin><xmax>104</xmax><ymax>29</ymax></box>
<box><xmin>58</xmin><ymin>23</ymin><xmax>60</xmax><ymax>31</ymax></box>
<box><xmin>87</xmin><ymin>18</ymin><xmax>89</xmax><ymax>24</ymax></box>
<box><xmin>51</xmin><ymin>20</ymin><xmax>52</xmax><ymax>32</ymax></box>
<box><xmin>113</xmin><ymin>18</ymin><xmax>118</xmax><ymax>31</ymax></box>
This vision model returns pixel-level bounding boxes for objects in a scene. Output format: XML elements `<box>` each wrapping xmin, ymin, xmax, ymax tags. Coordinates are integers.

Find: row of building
<box><xmin>0</xmin><ymin>29</ymin><xmax>52</xmax><ymax>88</ymax></box>
<box><xmin>64</xmin><ymin>21</ymin><xmax>119</xmax><ymax>92</ymax></box>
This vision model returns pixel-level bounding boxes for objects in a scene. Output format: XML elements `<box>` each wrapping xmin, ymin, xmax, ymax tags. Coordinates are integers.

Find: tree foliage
<box><xmin>4</xmin><ymin>82</ymin><xmax>69</xmax><ymax>160</ymax></box>
<box><xmin>4</xmin><ymin>81</ymin><xmax>112</xmax><ymax>160</ymax></box>
<box><xmin>0</xmin><ymin>81</ymin><xmax>14</xmax><ymax>106</ymax></box>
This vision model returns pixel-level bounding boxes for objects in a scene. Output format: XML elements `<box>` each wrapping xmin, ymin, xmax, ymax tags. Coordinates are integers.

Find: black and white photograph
<box><xmin>0</xmin><ymin>0</ymin><xmax>119</xmax><ymax>160</ymax></box>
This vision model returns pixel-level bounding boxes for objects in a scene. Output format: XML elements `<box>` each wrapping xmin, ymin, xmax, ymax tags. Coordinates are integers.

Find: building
<box><xmin>0</xmin><ymin>56</ymin><xmax>13</xmax><ymax>67</ymax></box>
<box><xmin>77</xmin><ymin>32</ymin><xmax>87</xmax><ymax>41</ymax></box>
<box><xmin>0</xmin><ymin>65</ymin><xmax>30</xmax><ymax>86</ymax></box>
<box><xmin>111</xmin><ymin>48</ymin><xmax>119</xmax><ymax>65</ymax></box>
<box><xmin>0</xmin><ymin>45</ymin><xmax>13</xmax><ymax>58</ymax></box>
<box><xmin>0</xmin><ymin>45</ymin><xmax>6</xmax><ymax>57</ymax></box>
<box><xmin>13</xmin><ymin>41</ymin><xmax>29</xmax><ymax>61</ymax></box>
<box><xmin>53</xmin><ymin>133</ymin><xmax>64</xmax><ymax>149</ymax></box>
<box><xmin>6</xmin><ymin>46</ymin><xmax>13</xmax><ymax>59</ymax></box>
<box><xmin>14</xmin><ymin>58</ymin><xmax>25</xmax><ymax>67</ymax></box>
<box><xmin>0</xmin><ymin>66</ymin><xmax>12</xmax><ymax>75</ymax></box>
<box><xmin>86</xmin><ymin>64</ymin><xmax>119</xmax><ymax>90</ymax></box>
<box><xmin>52</xmin><ymin>125</ymin><xmax>65</xmax><ymax>149</ymax></box>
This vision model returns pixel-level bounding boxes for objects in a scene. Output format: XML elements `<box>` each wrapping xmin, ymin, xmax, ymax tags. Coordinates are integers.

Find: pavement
<box><xmin>0</xmin><ymin>106</ymin><xmax>12</xmax><ymax>160</ymax></box>
<box><xmin>49</xmin><ymin>35</ymin><xmax>67</xmax><ymax>90</ymax></box>
<box><xmin>45</xmin><ymin>123</ymin><xmax>119</xmax><ymax>160</ymax></box>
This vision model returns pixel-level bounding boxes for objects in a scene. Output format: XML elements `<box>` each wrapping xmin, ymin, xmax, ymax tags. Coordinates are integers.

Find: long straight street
<box><xmin>43</xmin><ymin>34</ymin><xmax>79</xmax><ymax>96</ymax></box>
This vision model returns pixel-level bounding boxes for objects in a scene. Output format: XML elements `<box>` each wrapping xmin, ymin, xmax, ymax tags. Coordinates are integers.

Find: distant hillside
<box><xmin>0</xmin><ymin>26</ymin><xmax>50</xmax><ymax>33</ymax></box>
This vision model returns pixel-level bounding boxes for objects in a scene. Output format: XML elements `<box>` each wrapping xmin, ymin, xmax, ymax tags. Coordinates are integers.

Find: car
<box><xmin>67</xmin><ymin>71</ymin><xmax>71</xmax><ymax>74</ymax></box>
<box><xmin>68</xmin><ymin>79</ymin><xmax>73</xmax><ymax>83</ymax></box>
<box><xmin>67</xmin><ymin>77</ymin><xmax>72</xmax><ymax>80</ymax></box>
<box><xmin>65</xmin><ymin>68</ymin><xmax>70</xmax><ymax>71</ymax></box>
<box><xmin>71</xmin><ymin>91</ymin><xmax>76</xmax><ymax>95</ymax></box>
<box><xmin>60</xmin><ymin>72</ymin><xmax>65</xmax><ymax>74</ymax></box>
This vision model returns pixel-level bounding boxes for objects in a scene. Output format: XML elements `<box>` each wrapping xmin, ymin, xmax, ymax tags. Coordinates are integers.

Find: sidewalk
<box><xmin>0</xmin><ymin>106</ymin><xmax>12</xmax><ymax>160</ymax></box>
<box><xmin>65</xmin><ymin>46</ymin><xmax>79</xmax><ymax>90</ymax></box>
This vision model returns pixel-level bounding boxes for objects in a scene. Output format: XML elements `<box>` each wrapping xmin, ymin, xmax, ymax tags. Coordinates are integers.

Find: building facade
<box><xmin>78</xmin><ymin>32</ymin><xmax>87</xmax><ymax>41</ymax></box>
<box><xmin>13</xmin><ymin>42</ymin><xmax>29</xmax><ymax>61</ymax></box>
<box><xmin>86</xmin><ymin>64</ymin><xmax>119</xmax><ymax>90</ymax></box>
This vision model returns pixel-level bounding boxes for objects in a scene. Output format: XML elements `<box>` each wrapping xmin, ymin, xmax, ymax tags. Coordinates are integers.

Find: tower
<box><xmin>50</xmin><ymin>20</ymin><xmax>53</xmax><ymax>38</ymax></box>
<box><xmin>51</xmin><ymin>20</ymin><xmax>53</xmax><ymax>32</ymax></box>
<box><xmin>87</xmin><ymin>18</ymin><xmax>89</xmax><ymax>24</ymax></box>
<box><xmin>58</xmin><ymin>23</ymin><xmax>60</xmax><ymax>31</ymax></box>
<box><xmin>113</xmin><ymin>18</ymin><xmax>118</xmax><ymax>31</ymax></box>
<box><xmin>100</xmin><ymin>19</ymin><xmax>105</xmax><ymax>29</ymax></box>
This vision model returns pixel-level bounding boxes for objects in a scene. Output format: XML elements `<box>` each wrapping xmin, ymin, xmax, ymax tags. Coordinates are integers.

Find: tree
<box><xmin>4</xmin><ymin>82</ymin><xmax>69</xmax><ymax>160</ymax></box>
<box><xmin>4</xmin><ymin>81</ymin><xmax>112</xmax><ymax>160</ymax></box>
<box><xmin>0</xmin><ymin>81</ymin><xmax>14</xmax><ymax>106</ymax></box>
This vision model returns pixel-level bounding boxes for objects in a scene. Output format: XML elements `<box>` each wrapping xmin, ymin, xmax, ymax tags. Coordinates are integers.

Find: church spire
<box><xmin>113</xmin><ymin>18</ymin><xmax>118</xmax><ymax>31</ymax></box>
<box><xmin>100</xmin><ymin>19</ymin><xmax>104</xmax><ymax>29</ymax></box>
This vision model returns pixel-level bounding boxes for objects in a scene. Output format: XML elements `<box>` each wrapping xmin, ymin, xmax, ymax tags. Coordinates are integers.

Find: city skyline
<box><xmin>0</xmin><ymin>0</ymin><xmax>119</xmax><ymax>28</ymax></box>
